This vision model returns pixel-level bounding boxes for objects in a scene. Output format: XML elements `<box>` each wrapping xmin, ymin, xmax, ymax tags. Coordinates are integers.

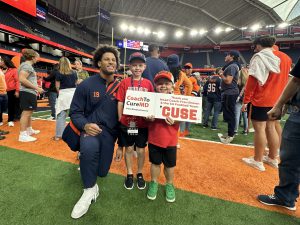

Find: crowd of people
<box><xmin>0</xmin><ymin>35</ymin><xmax>299</xmax><ymax>219</ymax></box>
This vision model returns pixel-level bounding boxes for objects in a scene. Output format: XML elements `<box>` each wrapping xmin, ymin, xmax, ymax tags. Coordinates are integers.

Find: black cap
<box><xmin>128</xmin><ymin>52</ymin><xmax>146</xmax><ymax>63</ymax></box>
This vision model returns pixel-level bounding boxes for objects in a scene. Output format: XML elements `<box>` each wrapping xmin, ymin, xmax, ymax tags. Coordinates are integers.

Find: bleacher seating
<box><xmin>183</xmin><ymin>52</ymin><xmax>207</xmax><ymax>67</ymax></box>
<box><xmin>208</xmin><ymin>50</ymin><xmax>225</xmax><ymax>67</ymax></box>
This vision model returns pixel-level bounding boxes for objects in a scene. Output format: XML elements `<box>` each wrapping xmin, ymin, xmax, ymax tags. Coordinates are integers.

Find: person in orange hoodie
<box><xmin>241</xmin><ymin>36</ymin><xmax>292</xmax><ymax>171</ymax></box>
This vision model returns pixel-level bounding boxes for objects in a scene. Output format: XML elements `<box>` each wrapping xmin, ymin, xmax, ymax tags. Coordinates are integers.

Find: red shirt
<box><xmin>116</xmin><ymin>77</ymin><xmax>154</xmax><ymax>128</ymax></box>
<box><xmin>148</xmin><ymin>119</ymin><xmax>179</xmax><ymax>148</ymax></box>
<box><xmin>244</xmin><ymin>50</ymin><xmax>291</xmax><ymax>107</ymax></box>
<box><xmin>4</xmin><ymin>68</ymin><xmax>19</xmax><ymax>92</ymax></box>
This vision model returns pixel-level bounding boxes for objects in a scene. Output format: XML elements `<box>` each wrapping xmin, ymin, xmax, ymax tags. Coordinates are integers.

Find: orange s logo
<box><xmin>93</xmin><ymin>92</ymin><xmax>100</xmax><ymax>97</ymax></box>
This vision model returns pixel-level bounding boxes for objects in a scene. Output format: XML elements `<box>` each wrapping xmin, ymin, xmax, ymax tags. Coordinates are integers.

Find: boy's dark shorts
<box><xmin>20</xmin><ymin>91</ymin><xmax>37</xmax><ymax>111</ymax></box>
<box><xmin>250</xmin><ymin>105</ymin><xmax>281</xmax><ymax>121</ymax></box>
<box><xmin>119</xmin><ymin>124</ymin><xmax>148</xmax><ymax>148</ymax></box>
<box><xmin>148</xmin><ymin>143</ymin><xmax>177</xmax><ymax>168</ymax></box>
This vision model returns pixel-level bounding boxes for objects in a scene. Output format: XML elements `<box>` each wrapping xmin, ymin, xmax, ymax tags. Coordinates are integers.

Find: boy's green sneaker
<box><xmin>165</xmin><ymin>183</ymin><xmax>176</xmax><ymax>203</ymax></box>
<box><xmin>147</xmin><ymin>181</ymin><xmax>158</xmax><ymax>200</ymax></box>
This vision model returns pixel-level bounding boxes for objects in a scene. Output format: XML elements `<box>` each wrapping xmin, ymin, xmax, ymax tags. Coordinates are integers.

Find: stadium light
<box><xmin>266</xmin><ymin>24</ymin><xmax>275</xmax><ymax>28</ymax></box>
<box><xmin>199</xmin><ymin>29</ymin><xmax>208</xmax><ymax>35</ymax></box>
<box><xmin>120</xmin><ymin>23</ymin><xmax>128</xmax><ymax>31</ymax></box>
<box><xmin>225</xmin><ymin>27</ymin><xmax>234</xmax><ymax>32</ymax></box>
<box><xmin>157</xmin><ymin>31</ymin><xmax>165</xmax><ymax>39</ymax></box>
<box><xmin>137</xmin><ymin>27</ymin><xmax>144</xmax><ymax>34</ymax></box>
<box><xmin>175</xmin><ymin>30</ymin><xmax>184</xmax><ymax>38</ymax></box>
<box><xmin>190</xmin><ymin>29</ymin><xmax>198</xmax><ymax>36</ymax></box>
<box><xmin>240</xmin><ymin>27</ymin><xmax>248</xmax><ymax>30</ymax></box>
<box><xmin>278</xmin><ymin>22</ymin><xmax>289</xmax><ymax>28</ymax></box>
<box><xmin>251</xmin><ymin>24</ymin><xmax>260</xmax><ymax>31</ymax></box>
<box><xmin>144</xmin><ymin>28</ymin><xmax>151</xmax><ymax>35</ymax></box>
<box><xmin>214</xmin><ymin>27</ymin><xmax>223</xmax><ymax>34</ymax></box>
<box><xmin>129</xmin><ymin>25</ymin><xmax>136</xmax><ymax>32</ymax></box>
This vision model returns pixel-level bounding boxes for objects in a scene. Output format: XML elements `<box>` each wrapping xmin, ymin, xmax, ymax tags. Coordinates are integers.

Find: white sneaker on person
<box><xmin>19</xmin><ymin>133</ymin><xmax>37</xmax><ymax>142</ymax></box>
<box><xmin>71</xmin><ymin>184</ymin><xmax>99</xmax><ymax>219</ymax></box>
<box><xmin>8</xmin><ymin>121</ymin><xmax>14</xmax><ymax>127</ymax></box>
<box><xmin>27</xmin><ymin>128</ymin><xmax>40</xmax><ymax>135</ymax></box>
<box><xmin>249</xmin><ymin>128</ymin><xmax>255</xmax><ymax>133</ymax></box>
<box><xmin>242</xmin><ymin>156</ymin><xmax>265</xmax><ymax>171</ymax></box>
<box><xmin>218</xmin><ymin>133</ymin><xmax>234</xmax><ymax>144</ymax></box>
<box><xmin>0</xmin><ymin>122</ymin><xmax>3</xmax><ymax>126</ymax></box>
<box><xmin>263</xmin><ymin>156</ymin><xmax>278</xmax><ymax>168</ymax></box>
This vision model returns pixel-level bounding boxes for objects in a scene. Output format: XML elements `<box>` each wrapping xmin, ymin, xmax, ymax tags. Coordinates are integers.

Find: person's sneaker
<box><xmin>176</xmin><ymin>143</ymin><xmax>180</xmax><ymax>149</ymax></box>
<box><xmin>124</xmin><ymin>174</ymin><xmax>134</xmax><ymax>190</ymax></box>
<box><xmin>203</xmin><ymin>124</ymin><xmax>208</xmax><ymax>128</ymax></box>
<box><xmin>249</xmin><ymin>128</ymin><xmax>255</xmax><ymax>133</ymax></box>
<box><xmin>211</xmin><ymin>127</ymin><xmax>218</xmax><ymax>131</ymax></box>
<box><xmin>27</xmin><ymin>128</ymin><xmax>40</xmax><ymax>135</ymax></box>
<box><xmin>219</xmin><ymin>135</ymin><xmax>234</xmax><ymax>144</ymax></box>
<box><xmin>242</xmin><ymin>130</ymin><xmax>248</xmax><ymax>135</ymax></box>
<box><xmin>136</xmin><ymin>173</ymin><xmax>146</xmax><ymax>190</ymax></box>
<box><xmin>71</xmin><ymin>184</ymin><xmax>99</xmax><ymax>219</ymax></box>
<box><xmin>242</xmin><ymin>157</ymin><xmax>265</xmax><ymax>171</ymax></box>
<box><xmin>0</xmin><ymin>135</ymin><xmax>5</xmax><ymax>140</ymax></box>
<box><xmin>147</xmin><ymin>181</ymin><xmax>158</xmax><ymax>200</ymax></box>
<box><xmin>47</xmin><ymin>116</ymin><xmax>55</xmax><ymax>120</ymax></box>
<box><xmin>263</xmin><ymin>156</ymin><xmax>278</xmax><ymax>168</ymax></box>
<box><xmin>0</xmin><ymin>130</ymin><xmax>9</xmax><ymax>135</ymax></box>
<box><xmin>165</xmin><ymin>183</ymin><xmax>176</xmax><ymax>203</ymax></box>
<box><xmin>257</xmin><ymin>194</ymin><xmax>296</xmax><ymax>211</ymax></box>
<box><xmin>0</xmin><ymin>122</ymin><xmax>3</xmax><ymax>126</ymax></box>
<box><xmin>8</xmin><ymin>121</ymin><xmax>14</xmax><ymax>127</ymax></box>
<box><xmin>19</xmin><ymin>134</ymin><xmax>37</xmax><ymax>142</ymax></box>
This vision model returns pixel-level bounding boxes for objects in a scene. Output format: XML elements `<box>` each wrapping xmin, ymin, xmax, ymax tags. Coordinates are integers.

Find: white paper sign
<box><xmin>123</xmin><ymin>90</ymin><xmax>202</xmax><ymax>123</ymax></box>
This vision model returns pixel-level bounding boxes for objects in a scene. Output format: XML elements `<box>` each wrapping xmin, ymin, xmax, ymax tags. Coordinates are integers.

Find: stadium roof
<box><xmin>46</xmin><ymin>0</ymin><xmax>300</xmax><ymax>45</ymax></box>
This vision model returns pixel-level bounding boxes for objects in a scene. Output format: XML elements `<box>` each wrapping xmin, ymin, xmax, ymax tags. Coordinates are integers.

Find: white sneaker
<box><xmin>19</xmin><ymin>134</ymin><xmax>37</xmax><ymax>142</ymax></box>
<box><xmin>218</xmin><ymin>133</ymin><xmax>234</xmax><ymax>144</ymax></box>
<box><xmin>71</xmin><ymin>184</ymin><xmax>99</xmax><ymax>219</ymax></box>
<box><xmin>27</xmin><ymin>128</ymin><xmax>40</xmax><ymax>135</ymax></box>
<box><xmin>263</xmin><ymin>156</ymin><xmax>278</xmax><ymax>168</ymax></box>
<box><xmin>0</xmin><ymin>122</ymin><xmax>3</xmax><ymax>126</ymax></box>
<box><xmin>242</xmin><ymin>157</ymin><xmax>265</xmax><ymax>171</ymax></box>
<box><xmin>8</xmin><ymin>121</ymin><xmax>14</xmax><ymax>127</ymax></box>
<box><xmin>249</xmin><ymin>128</ymin><xmax>255</xmax><ymax>133</ymax></box>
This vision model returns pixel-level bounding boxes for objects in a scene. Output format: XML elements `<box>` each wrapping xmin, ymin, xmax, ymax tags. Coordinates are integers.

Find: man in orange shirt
<box><xmin>241</xmin><ymin>36</ymin><xmax>292</xmax><ymax>171</ymax></box>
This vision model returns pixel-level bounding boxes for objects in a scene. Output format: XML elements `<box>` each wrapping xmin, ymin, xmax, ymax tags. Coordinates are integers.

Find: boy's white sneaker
<box><xmin>71</xmin><ymin>184</ymin><xmax>99</xmax><ymax>219</ymax></box>
<box><xmin>8</xmin><ymin>121</ymin><xmax>14</xmax><ymax>127</ymax></box>
<box><xmin>242</xmin><ymin>157</ymin><xmax>265</xmax><ymax>171</ymax></box>
<box><xmin>27</xmin><ymin>128</ymin><xmax>40</xmax><ymax>135</ymax></box>
<box><xmin>19</xmin><ymin>134</ymin><xmax>37</xmax><ymax>142</ymax></box>
<box><xmin>263</xmin><ymin>156</ymin><xmax>278</xmax><ymax>168</ymax></box>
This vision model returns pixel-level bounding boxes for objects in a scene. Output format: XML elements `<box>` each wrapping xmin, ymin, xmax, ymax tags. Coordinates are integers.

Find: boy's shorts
<box><xmin>148</xmin><ymin>143</ymin><xmax>177</xmax><ymax>168</ymax></box>
<box><xmin>119</xmin><ymin>124</ymin><xmax>148</xmax><ymax>148</ymax></box>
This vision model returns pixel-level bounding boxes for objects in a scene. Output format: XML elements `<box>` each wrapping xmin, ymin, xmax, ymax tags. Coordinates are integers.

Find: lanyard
<box><xmin>131</xmin><ymin>77</ymin><xmax>142</xmax><ymax>90</ymax></box>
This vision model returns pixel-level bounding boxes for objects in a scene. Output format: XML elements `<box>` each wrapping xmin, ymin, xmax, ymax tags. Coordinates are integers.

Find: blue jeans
<box><xmin>274</xmin><ymin>119</ymin><xmax>300</xmax><ymax>206</ymax></box>
<box><xmin>234</xmin><ymin>102</ymin><xmax>248</xmax><ymax>132</ymax></box>
<box><xmin>55</xmin><ymin>110</ymin><xmax>67</xmax><ymax>137</ymax></box>
<box><xmin>180</xmin><ymin>122</ymin><xmax>191</xmax><ymax>132</ymax></box>
<box><xmin>0</xmin><ymin>94</ymin><xmax>8</xmax><ymax>123</ymax></box>
<box><xmin>203</xmin><ymin>100</ymin><xmax>221</xmax><ymax>128</ymax></box>
<box><xmin>48</xmin><ymin>92</ymin><xmax>57</xmax><ymax>118</ymax></box>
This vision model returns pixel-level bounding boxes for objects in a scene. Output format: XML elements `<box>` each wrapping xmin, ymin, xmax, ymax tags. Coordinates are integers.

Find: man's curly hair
<box><xmin>93</xmin><ymin>44</ymin><xmax>120</xmax><ymax>69</ymax></box>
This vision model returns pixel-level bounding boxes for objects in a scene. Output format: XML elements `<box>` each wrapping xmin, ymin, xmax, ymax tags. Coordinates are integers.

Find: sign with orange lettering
<box><xmin>123</xmin><ymin>90</ymin><xmax>202</xmax><ymax>123</ymax></box>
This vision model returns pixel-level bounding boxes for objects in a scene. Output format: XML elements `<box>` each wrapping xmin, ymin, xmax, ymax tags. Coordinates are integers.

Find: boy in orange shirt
<box><xmin>146</xmin><ymin>71</ymin><xmax>179</xmax><ymax>203</ymax></box>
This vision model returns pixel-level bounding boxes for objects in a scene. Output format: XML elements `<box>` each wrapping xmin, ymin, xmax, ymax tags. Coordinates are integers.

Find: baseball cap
<box><xmin>128</xmin><ymin>52</ymin><xmax>146</xmax><ymax>63</ymax></box>
<box><xmin>227</xmin><ymin>50</ymin><xmax>240</xmax><ymax>58</ymax></box>
<box><xmin>184</xmin><ymin>63</ymin><xmax>193</xmax><ymax>69</ymax></box>
<box><xmin>167</xmin><ymin>54</ymin><xmax>180</xmax><ymax>68</ymax></box>
<box><xmin>154</xmin><ymin>71</ymin><xmax>174</xmax><ymax>84</ymax></box>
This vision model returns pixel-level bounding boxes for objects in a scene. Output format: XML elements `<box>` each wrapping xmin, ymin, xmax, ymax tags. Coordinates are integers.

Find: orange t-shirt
<box><xmin>174</xmin><ymin>71</ymin><xmax>192</xmax><ymax>95</ymax></box>
<box><xmin>244</xmin><ymin>50</ymin><xmax>291</xmax><ymax>107</ymax></box>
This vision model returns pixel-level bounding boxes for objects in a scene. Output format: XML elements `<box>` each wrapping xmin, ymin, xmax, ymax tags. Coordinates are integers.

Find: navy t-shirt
<box><xmin>289</xmin><ymin>57</ymin><xmax>300</xmax><ymax>123</ymax></box>
<box><xmin>142</xmin><ymin>57</ymin><xmax>169</xmax><ymax>84</ymax></box>
<box><xmin>55</xmin><ymin>71</ymin><xmax>78</xmax><ymax>89</ymax></box>
<box><xmin>221</xmin><ymin>64</ymin><xmax>239</xmax><ymax>95</ymax></box>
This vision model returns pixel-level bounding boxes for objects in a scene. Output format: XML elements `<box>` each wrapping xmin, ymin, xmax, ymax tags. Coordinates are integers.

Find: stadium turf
<box><xmin>1</xmin><ymin>146</ymin><xmax>299</xmax><ymax>225</ymax></box>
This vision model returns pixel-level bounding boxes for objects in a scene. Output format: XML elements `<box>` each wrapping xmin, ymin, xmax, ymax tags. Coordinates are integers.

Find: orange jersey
<box><xmin>244</xmin><ymin>50</ymin><xmax>292</xmax><ymax>107</ymax></box>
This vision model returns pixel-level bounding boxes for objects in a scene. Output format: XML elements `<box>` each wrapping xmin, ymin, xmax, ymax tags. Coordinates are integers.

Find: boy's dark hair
<box><xmin>93</xmin><ymin>44</ymin><xmax>120</xmax><ymax>69</ymax></box>
<box><xmin>253</xmin><ymin>36</ymin><xmax>276</xmax><ymax>48</ymax></box>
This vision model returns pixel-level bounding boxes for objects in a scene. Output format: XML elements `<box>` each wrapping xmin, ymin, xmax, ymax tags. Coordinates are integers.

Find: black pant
<box><xmin>222</xmin><ymin>94</ymin><xmax>238</xmax><ymax>137</ymax></box>
<box><xmin>7</xmin><ymin>90</ymin><xmax>21</xmax><ymax>122</ymax></box>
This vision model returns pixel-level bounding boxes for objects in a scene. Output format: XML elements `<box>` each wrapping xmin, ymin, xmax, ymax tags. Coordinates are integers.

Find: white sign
<box><xmin>123</xmin><ymin>90</ymin><xmax>202</xmax><ymax>123</ymax></box>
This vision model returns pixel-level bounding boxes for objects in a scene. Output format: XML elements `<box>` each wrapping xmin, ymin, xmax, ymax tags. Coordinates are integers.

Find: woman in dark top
<box><xmin>54</xmin><ymin>57</ymin><xmax>78</xmax><ymax>140</ymax></box>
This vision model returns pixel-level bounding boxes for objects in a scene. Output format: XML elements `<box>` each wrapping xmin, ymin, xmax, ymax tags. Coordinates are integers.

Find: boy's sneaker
<box><xmin>218</xmin><ymin>133</ymin><xmax>234</xmax><ymax>144</ymax></box>
<box><xmin>263</xmin><ymin>156</ymin><xmax>278</xmax><ymax>168</ymax></box>
<box><xmin>165</xmin><ymin>183</ymin><xmax>176</xmax><ymax>203</ymax></box>
<box><xmin>136</xmin><ymin>173</ymin><xmax>146</xmax><ymax>190</ymax></box>
<box><xmin>257</xmin><ymin>194</ymin><xmax>296</xmax><ymax>211</ymax></box>
<box><xmin>147</xmin><ymin>181</ymin><xmax>158</xmax><ymax>200</ymax></box>
<box><xmin>242</xmin><ymin>130</ymin><xmax>248</xmax><ymax>135</ymax></box>
<box><xmin>71</xmin><ymin>184</ymin><xmax>99</xmax><ymax>219</ymax></box>
<box><xmin>211</xmin><ymin>127</ymin><xmax>218</xmax><ymax>131</ymax></box>
<box><xmin>19</xmin><ymin>134</ymin><xmax>37</xmax><ymax>142</ymax></box>
<box><xmin>27</xmin><ymin>128</ymin><xmax>40</xmax><ymax>136</ymax></box>
<box><xmin>0</xmin><ymin>130</ymin><xmax>9</xmax><ymax>135</ymax></box>
<box><xmin>124</xmin><ymin>174</ymin><xmax>134</xmax><ymax>190</ymax></box>
<box><xmin>242</xmin><ymin>156</ymin><xmax>265</xmax><ymax>171</ymax></box>
<box><xmin>8</xmin><ymin>121</ymin><xmax>14</xmax><ymax>127</ymax></box>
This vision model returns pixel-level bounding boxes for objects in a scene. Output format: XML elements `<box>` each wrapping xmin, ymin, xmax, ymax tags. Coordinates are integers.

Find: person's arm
<box><xmin>13</xmin><ymin>69</ymin><xmax>20</xmax><ymax>97</ymax></box>
<box><xmin>117</xmin><ymin>101</ymin><xmax>124</xmax><ymax>121</ymax></box>
<box><xmin>19</xmin><ymin>70</ymin><xmax>43</xmax><ymax>93</ymax></box>
<box><xmin>241</xmin><ymin>76</ymin><xmax>258</xmax><ymax>111</ymax></box>
<box><xmin>268</xmin><ymin>77</ymin><xmax>300</xmax><ymax>120</ymax></box>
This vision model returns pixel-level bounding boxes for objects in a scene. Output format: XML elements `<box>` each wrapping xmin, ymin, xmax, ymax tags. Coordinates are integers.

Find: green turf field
<box><xmin>1</xmin><ymin>146</ymin><xmax>299</xmax><ymax>225</ymax></box>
